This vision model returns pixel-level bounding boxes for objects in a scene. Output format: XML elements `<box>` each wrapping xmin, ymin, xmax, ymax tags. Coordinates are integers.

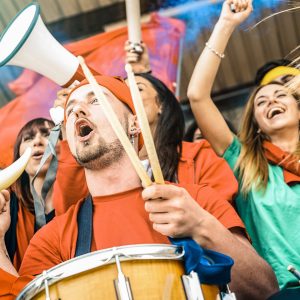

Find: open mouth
<box><xmin>79</xmin><ymin>124</ymin><xmax>93</xmax><ymax>137</ymax></box>
<box><xmin>75</xmin><ymin>119</ymin><xmax>94</xmax><ymax>141</ymax></box>
<box><xmin>267</xmin><ymin>107</ymin><xmax>285</xmax><ymax>119</ymax></box>
<box><xmin>32</xmin><ymin>150</ymin><xmax>44</xmax><ymax>160</ymax></box>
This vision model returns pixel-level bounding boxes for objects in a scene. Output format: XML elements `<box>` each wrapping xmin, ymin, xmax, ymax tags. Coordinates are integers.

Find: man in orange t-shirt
<box><xmin>0</xmin><ymin>75</ymin><xmax>277</xmax><ymax>299</ymax></box>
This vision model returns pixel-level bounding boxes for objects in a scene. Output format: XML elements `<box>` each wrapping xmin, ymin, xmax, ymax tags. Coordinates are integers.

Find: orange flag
<box><xmin>0</xmin><ymin>13</ymin><xmax>185</xmax><ymax>168</ymax></box>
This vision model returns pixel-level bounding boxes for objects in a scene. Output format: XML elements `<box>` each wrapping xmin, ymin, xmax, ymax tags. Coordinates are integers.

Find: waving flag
<box><xmin>0</xmin><ymin>13</ymin><xmax>185</xmax><ymax>168</ymax></box>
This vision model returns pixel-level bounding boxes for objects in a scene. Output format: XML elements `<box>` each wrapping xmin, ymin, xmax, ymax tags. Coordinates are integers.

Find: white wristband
<box><xmin>205</xmin><ymin>42</ymin><xmax>225</xmax><ymax>59</ymax></box>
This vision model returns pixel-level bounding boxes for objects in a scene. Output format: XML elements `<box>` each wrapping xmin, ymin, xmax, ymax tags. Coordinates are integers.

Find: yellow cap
<box><xmin>261</xmin><ymin>66</ymin><xmax>300</xmax><ymax>85</ymax></box>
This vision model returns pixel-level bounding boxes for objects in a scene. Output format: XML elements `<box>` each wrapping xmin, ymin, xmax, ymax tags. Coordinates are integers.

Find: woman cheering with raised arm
<box><xmin>188</xmin><ymin>0</ymin><xmax>300</xmax><ymax>290</ymax></box>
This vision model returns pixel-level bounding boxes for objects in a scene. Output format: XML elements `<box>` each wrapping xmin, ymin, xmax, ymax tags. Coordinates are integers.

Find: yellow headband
<box><xmin>261</xmin><ymin>66</ymin><xmax>300</xmax><ymax>85</ymax></box>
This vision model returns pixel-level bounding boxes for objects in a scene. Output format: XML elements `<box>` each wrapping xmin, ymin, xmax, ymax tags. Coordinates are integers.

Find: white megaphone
<box><xmin>0</xmin><ymin>2</ymin><xmax>89</xmax><ymax>87</ymax></box>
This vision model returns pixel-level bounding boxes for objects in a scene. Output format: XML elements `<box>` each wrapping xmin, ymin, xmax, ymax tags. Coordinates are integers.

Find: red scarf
<box><xmin>263</xmin><ymin>141</ymin><xmax>300</xmax><ymax>184</ymax></box>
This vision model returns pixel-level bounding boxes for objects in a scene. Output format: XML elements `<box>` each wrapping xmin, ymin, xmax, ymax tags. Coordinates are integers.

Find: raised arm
<box><xmin>187</xmin><ymin>0</ymin><xmax>253</xmax><ymax>156</ymax></box>
<box><xmin>52</xmin><ymin>89</ymin><xmax>88</xmax><ymax>215</ymax></box>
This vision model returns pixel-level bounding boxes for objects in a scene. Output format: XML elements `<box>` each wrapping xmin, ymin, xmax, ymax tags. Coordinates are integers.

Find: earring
<box><xmin>130</xmin><ymin>134</ymin><xmax>135</xmax><ymax>146</ymax></box>
<box><xmin>257</xmin><ymin>128</ymin><xmax>261</xmax><ymax>134</ymax></box>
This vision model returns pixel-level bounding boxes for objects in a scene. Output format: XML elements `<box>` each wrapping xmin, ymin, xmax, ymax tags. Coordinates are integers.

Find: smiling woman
<box><xmin>237</xmin><ymin>82</ymin><xmax>300</xmax><ymax>193</ymax></box>
<box><xmin>187</xmin><ymin>0</ymin><xmax>300</xmax><ymax>289</ymax></box>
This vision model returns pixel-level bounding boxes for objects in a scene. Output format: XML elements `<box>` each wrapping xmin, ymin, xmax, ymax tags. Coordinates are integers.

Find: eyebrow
<box><xmin>274</xmin><ymin>89</ymin><xmax>285</xmax><ymax>95</ymax></box>
<box><xmin>66</xmin><ymin>99</ymin><xmax>77</xmax><ymax>110</ymax></box>
<box><xmin>66</xmin><ymin>89</ymin><xmax>107</xmax><ymax>110</ymax></box>
<box><xmin>255</xmin><ymin>89</ymin><xmax>286</xmax><ymax>102</ymax></box>
<box><xmin>255</xmin><ymin>95</ymin><xmax>267</xmax><ymax>102</ymax></box>
<box><xmin>136</xmin><ymin>82</ymin><xmax>147</xmax><ymax>87</ymax></box>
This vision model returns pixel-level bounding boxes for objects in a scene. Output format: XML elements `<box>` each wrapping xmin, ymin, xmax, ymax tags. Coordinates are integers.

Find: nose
<box><xmin>267</xmin><ymin>96</ymin><xmax>278</xmax><ymax>106</ymax></box>
<box><xmin>72</xmin><ymin>103</ymin><xmax>88</xmax><ymax>119</ymax></box>
<box><xmin>32</xmin><ymin>133</ymin><xmax>45</xmax><ymax>147</ymax></box>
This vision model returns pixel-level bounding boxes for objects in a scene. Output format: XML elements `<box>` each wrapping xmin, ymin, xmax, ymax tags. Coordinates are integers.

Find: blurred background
<box><xmin>0</xmin><ymin>0</ymin><xmax>299</xmax><ymax>131</ymax></box>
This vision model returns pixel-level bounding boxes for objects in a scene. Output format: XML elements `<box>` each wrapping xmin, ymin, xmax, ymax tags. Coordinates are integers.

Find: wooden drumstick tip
<box><xmin>125</xmin><ymin>63</ymin><xmax>133</xmax><ymax>74</ymax></box>
<box><xmin>77</xmin><ymin>56</ymin><xmax>85</xmax><ymax>65</ymax></box>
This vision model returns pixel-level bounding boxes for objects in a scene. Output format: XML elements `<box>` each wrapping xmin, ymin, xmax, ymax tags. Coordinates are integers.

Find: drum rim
<box><xmin>17</xmin><ymin>244</ymin><xmax>184</xmax><ymax>300</ymax></box>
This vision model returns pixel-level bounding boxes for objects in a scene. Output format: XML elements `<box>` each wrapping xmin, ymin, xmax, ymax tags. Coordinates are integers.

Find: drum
<box><xmin>17</xmin><ymin>244</ymin><xmax>220</xmax><ymax>300</ymax></box>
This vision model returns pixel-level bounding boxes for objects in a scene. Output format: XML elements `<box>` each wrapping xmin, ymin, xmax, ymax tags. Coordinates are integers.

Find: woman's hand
<box><xmin>219</xmin><ymin>0</ymin><xmax>253</xmax><ymax>28</ymax></box>
<box><xmin>124</xmin><ymin>41</ymin><xmax>151</xmax><ymax>73</ymax></box>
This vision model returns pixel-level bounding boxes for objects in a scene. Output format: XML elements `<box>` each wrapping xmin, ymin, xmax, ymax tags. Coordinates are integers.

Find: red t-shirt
<box><xmin>13</xmin><ymin>204</ymin><xmax>35</xmax><ymax>271</ymax></box>
<box><xmin>1</xmin><ymin>183</ymin><xmax>244</xmax><ymax>299</ymax></box>
<box><xmin>53</xmin><ymin>140</ymin><xmax>238</xmax><ymax>215</ymax></box>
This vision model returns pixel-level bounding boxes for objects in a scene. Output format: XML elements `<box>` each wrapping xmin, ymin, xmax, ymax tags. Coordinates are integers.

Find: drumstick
<box><xmin>78</xmin><ymin>56</ymin><xmax>152</xmax><ymax>187</ymax></box>
<box><xmin>125</xmin><ymin>0</ymin><xmax>143</xmax><ymax>53</ymax></box>
<box><xmin>125</xmin><ymin>64</ymin><xmax>165</xmax><ymax>185</ymax></box>
<box><xmin>285</xmin><ymin>74</ymin><xmax>300</xmax><ymax>95</ymax></box>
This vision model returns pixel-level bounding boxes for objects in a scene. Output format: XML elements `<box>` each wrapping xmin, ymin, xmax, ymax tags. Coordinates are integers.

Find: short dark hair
<box><xmin>184</xmin><ymin>121</ymin><xmax>199</xmax><ymax>142</ymax></box>
<box><xmin>254</xmin><ymin>59</ymin><xmax>291</xmax><ymax>85</ymax></box>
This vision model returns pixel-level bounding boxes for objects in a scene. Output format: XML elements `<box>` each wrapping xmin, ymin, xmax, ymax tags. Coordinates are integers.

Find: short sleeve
<box><xmin>223</xmin><ymin>136</ymin><xmax>241</xmax><ymax>172</ymax></box>
<box><xmin>195</xmin><ymin>184</ymin><xmax>245</xmax><ymax>230</ymax></box>
<box><xmin>53</xmin><ymin>140</ymin><xmax>88</xmax><ymax>215</ymax></box>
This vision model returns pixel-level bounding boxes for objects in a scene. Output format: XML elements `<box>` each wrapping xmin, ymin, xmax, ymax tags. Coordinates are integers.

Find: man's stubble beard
<box><xmin>74</xmin><ymin>112</ymin><xmax>129</xmax><ymax>170</ymax></box>
<box><xmin>75</xmin><ymin>136</ymin><xmax>124</xmax><ymax>170</ymax></box>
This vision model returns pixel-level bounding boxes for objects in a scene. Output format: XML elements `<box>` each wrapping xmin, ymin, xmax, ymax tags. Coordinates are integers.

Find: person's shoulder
<box><xmin>181</xmin><ymin>140</ymin><xmax>212</xmax><ymax>160</ymax></box>
<box><xmin>28</xmin><ymin>198</ymin><xmax>85</xmax><ymax>249</ymax></box>
<box><xmin>54</xmin><ymin>197</ymin><xmax>86</xmax><ymax>222</ymax></box>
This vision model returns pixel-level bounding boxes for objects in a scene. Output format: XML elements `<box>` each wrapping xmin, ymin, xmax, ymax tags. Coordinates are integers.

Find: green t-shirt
<box><xmin>223</xmin><ymin>137</ymin><xmax>300</xmax><ymax>289</ymax></box>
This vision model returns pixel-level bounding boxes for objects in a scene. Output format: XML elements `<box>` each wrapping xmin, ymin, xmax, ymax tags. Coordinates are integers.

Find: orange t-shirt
<box><xmin>13</xmin><ymin>204</ymin><xmax>34</xmax><ymax>271</ymax></box>
<box><xmin>0</xmin><ymin>183</ymin><xmax>244</xmax><ymax>299</ymax></box>
<box><xmin>54</xmin><ymin>141</ymin><xmax>238</xmax><ymax>215</ymax></box>
<box><xmin>0</xmin><ymin>270</ymin><xmax>33</xmax><ymax>300</ymax></box>
<box><xmin>1</xmin><ymin>183</ymin><xmax>244</xmax><ymax>298</ymax></box>
<box><xmin>53</xmin><ymin>140</ymin><xmax>89</xmax><ymax>215</ymax></box>
<box><xmin>178</xmin><ymin>141</ymin><xmax>238</xmax><ymax>204</ymax></box>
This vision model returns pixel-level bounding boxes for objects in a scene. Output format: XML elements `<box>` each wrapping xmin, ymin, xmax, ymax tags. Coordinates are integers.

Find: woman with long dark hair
<box><xmin>130</xmin><ymin>72</ymin><xmax>237</xmax><ymax>201</ymax></box>
<box><xmin>3</xmin><ymin>118</ymin><xmax>56</xmax><ymax>270</ymax></box>
<box><xmin>132</xmin><ymin>72</ymin><xmax>184</xmax><ymax>182</ymax></box>
<box><xmin>187</xmin><ymin>0</ymin><xmax>300</xmax><ymax>289</ymax></box>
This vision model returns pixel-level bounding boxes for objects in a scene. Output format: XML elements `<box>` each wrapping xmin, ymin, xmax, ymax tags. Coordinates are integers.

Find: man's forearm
<box><xmin>196</xmin><ymin>224</ymin><xmax>278</xmax><ymax>300</ymax></box>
